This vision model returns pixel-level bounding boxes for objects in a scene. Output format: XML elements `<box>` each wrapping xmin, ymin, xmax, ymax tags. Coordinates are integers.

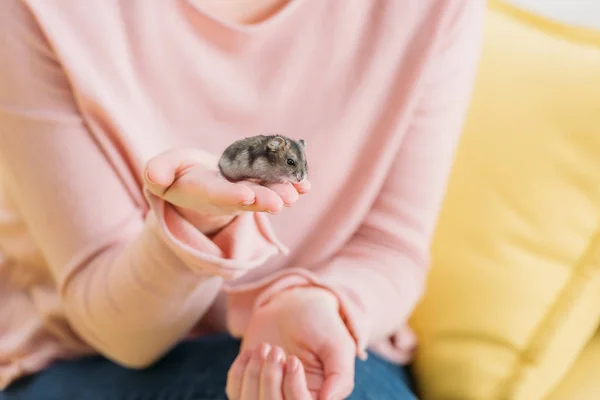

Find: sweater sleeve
<box><xmin>245</xmin><ymin>1</ymin><xmax>485</xmax><ymax>360</ymax></box>
<box><xmin>0</xmin><ymin>0</ymin><xmax>284</xmax><ymax>369</ymax></box>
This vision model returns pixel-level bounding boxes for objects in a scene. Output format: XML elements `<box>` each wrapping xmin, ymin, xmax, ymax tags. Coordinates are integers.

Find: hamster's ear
<box><xmin>267</xmin><ymin>136</ymin><xmax>285</xmax><ymax>151</ymax></box>
<box><xmin>299</xmin><ymin>139</ymin><xmax>306</xmax><ymax>147</ymax></box>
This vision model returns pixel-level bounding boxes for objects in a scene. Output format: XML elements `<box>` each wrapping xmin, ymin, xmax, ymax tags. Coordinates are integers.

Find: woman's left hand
<box><xmin>225</xmin><ymin>287</ymin><xmax>357</xmax><ymax>400</ymax></box>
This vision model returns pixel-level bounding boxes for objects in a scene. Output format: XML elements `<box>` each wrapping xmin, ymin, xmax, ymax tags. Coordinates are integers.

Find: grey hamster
<box><xmin>218</xmin><ymin>135</ymin><xmax>308</xmax><ymax>184</ymax></box>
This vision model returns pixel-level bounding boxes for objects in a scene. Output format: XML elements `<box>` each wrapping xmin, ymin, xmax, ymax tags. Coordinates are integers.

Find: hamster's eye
<box><xmin>287</xmin><ymin>159</ymin><xmax>296</xmax><ymax>166</ymax></box>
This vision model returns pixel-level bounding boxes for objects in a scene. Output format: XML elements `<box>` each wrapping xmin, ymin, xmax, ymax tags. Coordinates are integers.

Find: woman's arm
<box><xmin>0</xmin><ymin>1</ymin><xmax>282</xmax><ymax>368</ymax></box>
<box><xmin>248</xmin><ymin>0</ymin><xmax>485</xmax><ymax>357</ymax></box>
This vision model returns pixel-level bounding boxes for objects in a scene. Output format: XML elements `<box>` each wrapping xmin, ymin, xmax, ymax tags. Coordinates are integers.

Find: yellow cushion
<box><xmin>409</xmin><ymin>1</ymin><xmax>600</xmax><ymax>399</ymax></box>
<box><xmin>546</xmin><ymin>329</ymin><xmax>600</xmax><ymax>400</ymax></box>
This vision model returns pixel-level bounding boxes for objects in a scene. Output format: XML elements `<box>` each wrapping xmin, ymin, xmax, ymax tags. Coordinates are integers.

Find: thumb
<box><xmin>143</xmin><ymin>147</ymin><xmax>218</xmax><ymax>197</ymax></box>
<box><xmin>318</xmin><ymin>338</ymin><xmax>356</xmax><ymax>400</ymax></box>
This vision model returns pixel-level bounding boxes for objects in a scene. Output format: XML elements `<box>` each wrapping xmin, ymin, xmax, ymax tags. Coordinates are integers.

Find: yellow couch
<box><xmin>409</xmin><ymin>1</ymin><xmax>600</xmax><ymax>399</ymax></box>
<box><xmin>547</xmin><ymin>329</ymin><xmax>600</xmax><ymax>400</ymax></box>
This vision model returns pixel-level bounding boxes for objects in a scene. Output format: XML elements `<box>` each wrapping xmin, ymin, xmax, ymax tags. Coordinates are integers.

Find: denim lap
<box><xmin>1</xmin><ymin>334</ymin><xmax>417</xmax><ymax>400</ymax></box>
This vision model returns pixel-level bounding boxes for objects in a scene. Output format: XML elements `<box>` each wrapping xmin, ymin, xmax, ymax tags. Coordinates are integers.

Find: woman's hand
<box><xmin>143</xmin><ymin>148</ymin><xmax>310</xmax><ymax>234</ymax></box>
<box><xmin>226</xmin><ymin>343</ymin><xmax>313</xmax><ymax>400</ymax></box>
<box><xmin>227</xmin><ymin>287</ymin><xmax>357</xmax><ymax>400</ymax></box>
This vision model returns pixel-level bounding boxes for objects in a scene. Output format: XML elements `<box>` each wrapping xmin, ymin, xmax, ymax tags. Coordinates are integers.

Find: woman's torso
<box><xmin>0</xmin><ymin>0</ymin><xmax>445</xmax><ymax>386</ymax></box>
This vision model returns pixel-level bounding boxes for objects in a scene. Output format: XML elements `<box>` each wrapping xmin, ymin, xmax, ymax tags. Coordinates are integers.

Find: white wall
<box><xmin>505</xmin><ymin>0</ymin><xmax>600</xmax><ymax>29</ymax></box>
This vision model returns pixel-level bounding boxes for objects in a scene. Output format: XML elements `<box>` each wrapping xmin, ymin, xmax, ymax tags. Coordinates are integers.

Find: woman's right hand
<box><xmin>143</xmin><ymin>148</ymin><xmax>310</xmax><ymax>235</ymax></box>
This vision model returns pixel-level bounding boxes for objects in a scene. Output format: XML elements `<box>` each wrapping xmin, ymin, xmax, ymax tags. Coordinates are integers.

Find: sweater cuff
<box><xmin>144</xmin><ymin>190</ymin><xmax>288</xmax><ymax>280</ymax></box>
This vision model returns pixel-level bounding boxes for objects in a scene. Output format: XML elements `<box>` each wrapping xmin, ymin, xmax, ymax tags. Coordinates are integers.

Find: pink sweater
<box><xmin>0</xmin><ymin>0</ymin><xmax>483</xmax><ymax>389</ymax></box>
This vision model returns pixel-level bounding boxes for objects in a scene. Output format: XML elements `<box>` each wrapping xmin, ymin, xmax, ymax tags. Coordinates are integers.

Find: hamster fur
<box><xmin>218</xmin><ymin>135</ymin><xmax>308</xmax><ymax>184</ymax></box>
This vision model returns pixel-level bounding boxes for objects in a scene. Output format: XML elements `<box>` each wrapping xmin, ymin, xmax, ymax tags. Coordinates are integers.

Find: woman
<box><xmin>0</xmin><ymin>0</ymin><xmax>483</xmax><ymax>398</ymax></box>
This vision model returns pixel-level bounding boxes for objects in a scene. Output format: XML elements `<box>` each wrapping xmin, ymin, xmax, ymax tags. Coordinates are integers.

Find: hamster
<box><xmin>218</xmin><ymin>135</ymin><xmax>308</xmax><ymax>184</ymax></box>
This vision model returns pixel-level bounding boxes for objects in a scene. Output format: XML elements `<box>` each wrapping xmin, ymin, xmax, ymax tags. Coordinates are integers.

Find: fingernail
<box><xmin>266</xmin><ymin>209</ymin><xmax>277</xmax><ymax>214</ymax></box>
<box><xmin>259</xmin><ymin>343</ymin><xmax>271</xmax><ymax>359</ymax></box>
<box><xmin>358</xmin><ymin>349</ymin><xmax>368</xmax><ymax>361</ymax></box>
<box><xmin>278</xmin><ymin>352</ymin><xmax>286</xmax><ymax>365</ymax></box>
<box><xmin>268</xmin><ymin>347</ymin><xmax>284</xmax><ymax>364</ymax></box>
<box><xmin>144</xmin><ymin>170</ymin><xmax>156</xmax><ymax>184</ymax></box>
<box><xmin>240</xmin><ymin>199</ymin><xmax>255</xmax><ymax>206</ymax></box>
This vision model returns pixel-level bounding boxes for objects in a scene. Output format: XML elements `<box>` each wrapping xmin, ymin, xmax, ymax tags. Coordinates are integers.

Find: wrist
<box><xmin>261</xmin><ymin>284</ymin><xmax>340</xmax><ymax>313</ymax></box>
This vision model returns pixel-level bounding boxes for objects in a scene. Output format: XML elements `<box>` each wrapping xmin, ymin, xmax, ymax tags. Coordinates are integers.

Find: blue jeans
<box><xmin>1</xmin><ymin>333</ymin><xmax>417</xmax><ymax>400</ymax></box>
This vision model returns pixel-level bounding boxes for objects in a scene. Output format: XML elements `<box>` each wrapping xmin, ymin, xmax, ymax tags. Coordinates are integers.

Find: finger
<box><xmin>292</xmin><ymin>180</ymin><xmax>311</xmax><ymax>195</ymax></box>
<box><xmin>143</xmin><ymin>147</ymin><xmax>257</xmax><ymax>208</ymax></box>
<box><xmin>192</xmin><ymin>173</ymin><xmax>256</xmax><ymax>207</ymax></box>
<box><xmin>161</xmin><ymin>169</ymin><xmax>256</xmax><ymax>209</ymax></box>
<box><xmin>318</xmin><ymin>340</ymin><xmax>356</xmax><ymax>400</ymax></box>
<box><xmin>263</xmin><ymin>182</ymin><xmax>299</xmax><ymax>207</ymax></box>
<box><xmin>226</xmin><ymin>349</ymin><xmax>253</xmax><ymax>400</ymax></box>
<box><xmin>240</xmin><ymin>343</ymin><xmax>271</xmax><ymax>399</ymax></box>
<box><xmin>283</xmin><ymin>356</ymin><xmax>312</xmax><ymax>400</ymax></box>
<box><xmin>238</xmin><ymin>183</ymin><xmax>284</xmax><ymax>214</ymax></box>
<box><xmin>143</xmin><ymin>148</ymin><xmax>218</xmax><ymax>194</ymax></box>
<box><xmin>259</xmin><ymin>346</ymin><xmax>286</xmax><ymax>400</ymax></box>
